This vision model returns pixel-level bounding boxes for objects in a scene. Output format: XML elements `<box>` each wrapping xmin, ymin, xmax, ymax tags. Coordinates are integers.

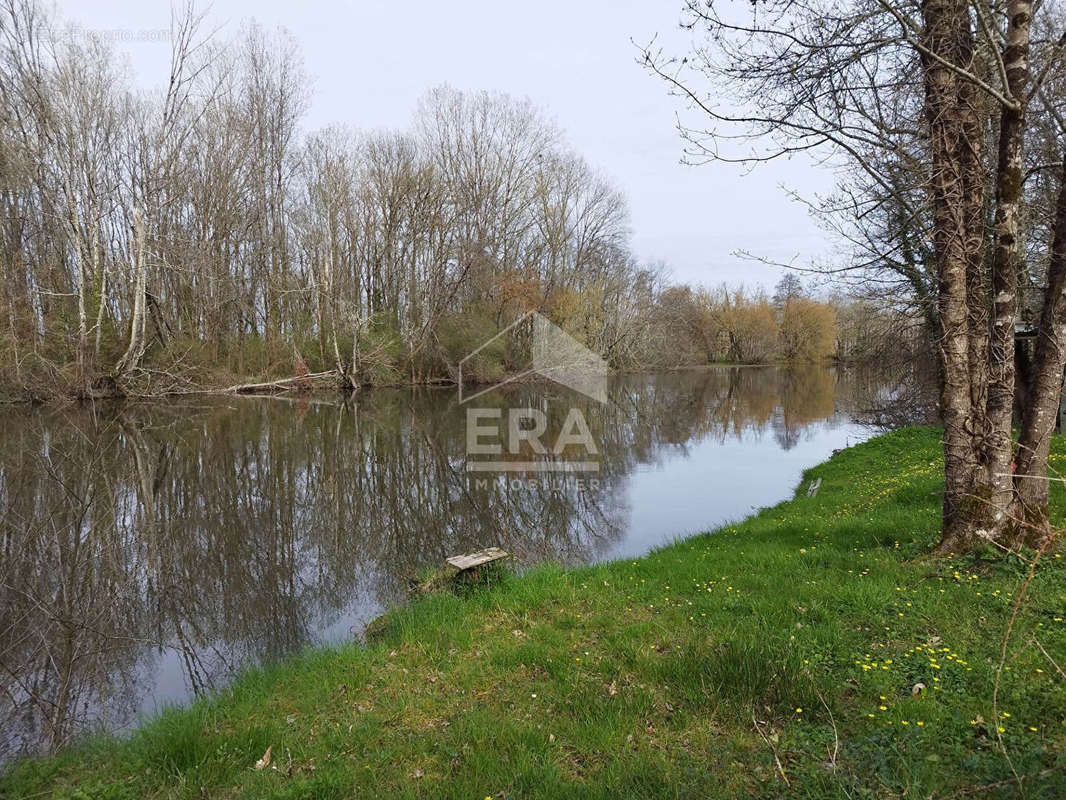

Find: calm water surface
<box><xmin>0</xmin><ymin>366</ymin><xmax>912</xmax><ymax>761</ymax></box>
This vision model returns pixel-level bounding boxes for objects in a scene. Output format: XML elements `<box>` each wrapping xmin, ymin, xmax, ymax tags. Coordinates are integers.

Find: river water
<box><xmin>0</xmin><ymin>365</ymin><xmax>919</xmax><ymax>761</ymax></box>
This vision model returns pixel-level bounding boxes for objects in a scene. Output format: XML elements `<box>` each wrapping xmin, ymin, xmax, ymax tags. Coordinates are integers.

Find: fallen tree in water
<box><xmin>221</xmin><ymin>371</ymin><xmax>340</xmax><ymax>395</ymax></box>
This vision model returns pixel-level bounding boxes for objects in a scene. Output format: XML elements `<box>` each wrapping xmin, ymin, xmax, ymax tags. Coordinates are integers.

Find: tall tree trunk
<box><xmin>350</xmin><ymin>313</ymin><xmax>361</xmax><ymax>384</ymax></box>
<box><xmin>91</xmin><ymin>199</ymin><xmax>106</xmax><ymax>361</ymax></box>
<box><xmin>1012</xmin><ymin>158</ymin><xmax>1066</xmax><ymax>541</ymax></box>
<box><xmin>959</xmin><ymin>46</ymin><xmax>989</xmax><ymax>482</ymax></box>
<box><xmin>325</xmin><ymin>224</ymin><xmax>348</xmax><ymax>385</ymax></box>
<box><xmin>922</xmin><ymin>0</ymin><xmax>980</xmax><ymax>550</ymax></box>
<box><xmin>64</xmin><ymin>177</ymin><xmax>89</xmax><ymax>385</ymax></box>
<box><xmin>983</xmin><ymin>0</ymin><xmax>1033</xmax><ymax>537</ymax></box>
<box><xmin>115</xmin><ymin>208</ymin><xmax>147</xmax><ymax>379</ymax></box>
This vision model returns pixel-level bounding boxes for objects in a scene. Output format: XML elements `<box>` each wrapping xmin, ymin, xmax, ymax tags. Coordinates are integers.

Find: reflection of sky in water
<box><xmin>615</xmin><ymin>416</ymin><xmax>868</xmax><ymax>560</ymax></box>
<box><xmin>130</xmin><ymin>578</ymin><xmax>388</xmax><ymax>725</ymax></box>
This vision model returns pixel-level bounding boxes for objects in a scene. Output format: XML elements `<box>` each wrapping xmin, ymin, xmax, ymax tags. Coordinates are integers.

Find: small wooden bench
<box><xmin>446</xmin><ymin>547</ymin><xmax>509</xmax><ymax>572</ymax></box>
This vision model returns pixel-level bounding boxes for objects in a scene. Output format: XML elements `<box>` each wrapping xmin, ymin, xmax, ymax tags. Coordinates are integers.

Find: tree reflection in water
<box><xmin>0</xmin><ymin>366</ymin><xmax>921</xmax><ymax>760</ymax></box>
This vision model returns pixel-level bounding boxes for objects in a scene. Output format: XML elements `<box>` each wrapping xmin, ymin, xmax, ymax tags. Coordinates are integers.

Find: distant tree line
<box><xmin>641</xmin><ymin>276</ymin><xmax>830</xmax><ymax>365</ymax></box>
<box><xmin>641</xmin><ymin>273</ymin><xmax>927</xmax><ymax>367</ymax></box>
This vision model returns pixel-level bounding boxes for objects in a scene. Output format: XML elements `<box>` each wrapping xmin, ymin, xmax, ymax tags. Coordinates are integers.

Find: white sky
<box><xmin>60</xmin><ymin>0</ymin><xmax>836</xmax><ymax>290</ymax></box>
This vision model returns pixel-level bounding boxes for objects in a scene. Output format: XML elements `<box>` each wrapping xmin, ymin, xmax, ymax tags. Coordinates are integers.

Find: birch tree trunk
<box><xmin>115</xmin><ymin>208</ymin><xmax>147</xmax><ymax>378</ymax></box>
<box><xmin>982</xmin><ymin>0</ymin><xmax>1033</xmax><ymax>535</ymax></box>
<box><xmin>62</xmin><ymin>175</ymin><xmax>89</xmax><ymax>382</ymax></box>
<box><xmin>91</xmin><ymin>204</ymin><xmax>106</xmax><ymax>361</ymax></box>
<box><xmin>325</xmin><ymin>218</ymin><xmax>347</xmax><ymax>384</ymax></box>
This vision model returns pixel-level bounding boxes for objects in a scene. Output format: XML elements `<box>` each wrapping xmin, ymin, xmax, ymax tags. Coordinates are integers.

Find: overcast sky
<box><xmin>60</xmin><ymin>0</ymin><xmax>836</xmax><ymax>290</ymax></box>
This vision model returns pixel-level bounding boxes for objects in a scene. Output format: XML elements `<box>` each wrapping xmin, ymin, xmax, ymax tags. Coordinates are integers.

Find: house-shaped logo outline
<box><xmin>458</xmin><ymin>311</ymin><xmax>608</xmax><ymax>405</ymax></box>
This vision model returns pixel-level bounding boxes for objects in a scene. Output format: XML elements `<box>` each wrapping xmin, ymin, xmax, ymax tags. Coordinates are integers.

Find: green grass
<box><xmin>4</xmin><ymin>428</ymin><xmax>1066</xmax><ymax>798</ymax></box>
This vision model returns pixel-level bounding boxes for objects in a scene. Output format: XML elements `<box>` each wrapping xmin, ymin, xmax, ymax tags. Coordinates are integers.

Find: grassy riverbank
<box><xmin>4</xmin><ymin>428</ymin><xmax>1066</xmax><ymax>798</ymax></box>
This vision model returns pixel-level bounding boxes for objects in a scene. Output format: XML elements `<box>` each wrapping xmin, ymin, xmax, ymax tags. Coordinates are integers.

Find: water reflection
<box><xmin>0</xmin><ymin>366</ymin><xmax>910</xmax><ymax>761</ymax></box>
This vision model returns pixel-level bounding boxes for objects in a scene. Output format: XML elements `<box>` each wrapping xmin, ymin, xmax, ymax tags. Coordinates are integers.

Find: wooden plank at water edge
<box><xmin>446</xmin><ymin>547</ymin><xmax>509</xmax><ymax>571</ymax></box>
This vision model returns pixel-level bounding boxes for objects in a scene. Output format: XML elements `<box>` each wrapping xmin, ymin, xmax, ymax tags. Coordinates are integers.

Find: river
<box><xmin>0</xmin><ymin>365</ymin><xmax>923</xmax><ymax>761</ymax></box>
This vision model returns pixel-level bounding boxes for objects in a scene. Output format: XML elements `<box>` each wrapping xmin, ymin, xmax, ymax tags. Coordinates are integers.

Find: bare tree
<box><xmin>643</xmin><ymin>0</ymin><xmax>1066</xmax><ymax>549</ymax></box>
<box><xmin>114</xmin><ymin>2</ymin><xmax>216</xmax><ymax>381</ymax></box>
